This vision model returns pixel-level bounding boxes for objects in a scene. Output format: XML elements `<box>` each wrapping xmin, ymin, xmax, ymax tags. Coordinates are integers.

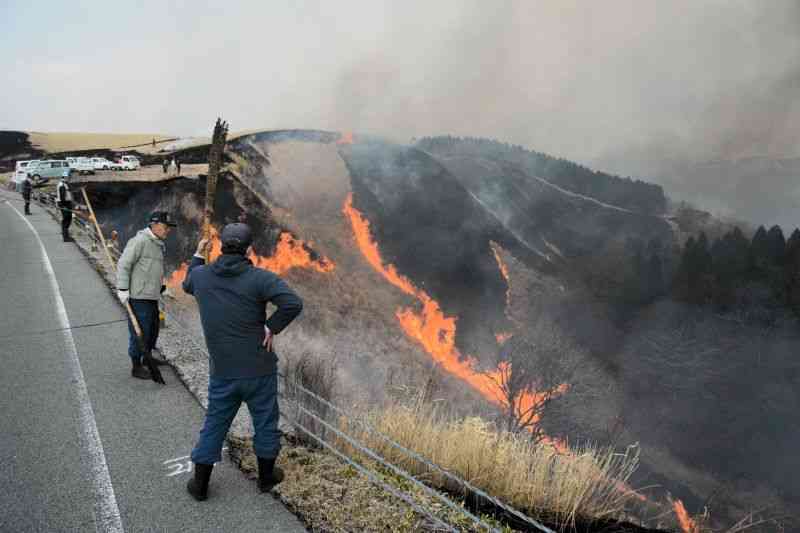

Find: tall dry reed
<box><xmin>344</xmin><ymin>400</ymin><xmax>640</xmax><ymax>529</ymax></box>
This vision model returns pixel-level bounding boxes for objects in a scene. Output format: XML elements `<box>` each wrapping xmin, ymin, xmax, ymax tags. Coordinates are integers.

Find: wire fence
<box><xmin>31</xmin><ymin>190</ymin><xmax>555</xmax><ymax>533</ymax></box>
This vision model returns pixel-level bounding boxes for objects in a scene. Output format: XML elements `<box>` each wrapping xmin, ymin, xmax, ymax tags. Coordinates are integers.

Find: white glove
<box><xmin>262</xmin><ymin>325</ymin><xmax>274</xmax><ymax>351</ymax></box>
<box><xmin>117</xmin><ymin>289</ymin><xmax>129</xmax><ymax>305</ymax></box>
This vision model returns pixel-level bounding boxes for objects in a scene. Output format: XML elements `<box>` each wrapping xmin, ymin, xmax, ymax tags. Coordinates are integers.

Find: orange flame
<box><xmin>343</xmin><ymin>193</ymin><xmax>566</xmax><ymax>440</ymax></box>
<box><xmin>495</xmin><ymin>332</ymin><xmax>513</xmax><ymax>345</ymax></box>
<box><xmin>166</xmin><ymin>228</ymin><xmax>333</xmax><ymax>289</ymax></box>
<box><xmin>336</xmin><ymin>131</ymin><xmax>354</xmax><ymax>145</ymax></box>
<box><xmin>251</xmin><ymin>232</ymin><xmax>335</xmax><ymax>274</ymax></box>
<box><xmin>673</xmin><ymin>499</ymin><xmax>699</xmax><ymax>533</ymax></box>
<box><xmin>167</xmin><ymin>261</ymin><xmax>189</xmax><ymax>289</ymax></box>
<box><xmin>491</xmin><ymin>242</ymin><xmax>512</xmax><ymax>311</ymax></box>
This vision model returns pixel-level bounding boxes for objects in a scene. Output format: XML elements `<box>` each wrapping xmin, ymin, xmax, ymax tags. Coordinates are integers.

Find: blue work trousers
<box><xmin>127</xmin><ymin>299</ymin><xmax>159</xmax><ymax>361</ymax></box>
<box><xmin>191</xmin><ymin>374</ymin><xmax>281</xmax><ymax>465</ymax></box>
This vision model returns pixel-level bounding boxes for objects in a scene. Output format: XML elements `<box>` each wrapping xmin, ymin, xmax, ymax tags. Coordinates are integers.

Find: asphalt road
<box><xmin>0</xmin><ymin>191</ymin><xmax>306</xmax><ymax>532</ymax></box>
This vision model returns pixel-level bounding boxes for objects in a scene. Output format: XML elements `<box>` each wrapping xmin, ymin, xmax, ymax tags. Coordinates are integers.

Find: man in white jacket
<box><xmin>56</xmin><ymin>176</ymin><xmax>74</xmax><ymax>242</ymax></box>
<box><xmin>116</xmin><ymin>211</ymin><xmax>176</xmax><ymax>379</ymax></box>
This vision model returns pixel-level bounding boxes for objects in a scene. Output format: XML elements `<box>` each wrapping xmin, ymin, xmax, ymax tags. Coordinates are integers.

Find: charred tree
<box><xmin>487</xmin><ymin>322</ymin><xmax>582</xmax><ymax>442</ymax></box>
<box><xmin>203</xmin><ymin>117</ymin><xmax>229</xmax><ymax>256</ymax></box>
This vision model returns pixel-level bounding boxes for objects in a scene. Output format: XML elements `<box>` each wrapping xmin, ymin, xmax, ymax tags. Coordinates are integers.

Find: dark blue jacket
<box><xmin>21</xmin><ymin>178</ymin><xmax>32</xmax><ymax>200</ymax></box>
<box><xmin>182</xmin><ymin>254</ymin><xmax>303</xmax><ymax>378</ymax></box>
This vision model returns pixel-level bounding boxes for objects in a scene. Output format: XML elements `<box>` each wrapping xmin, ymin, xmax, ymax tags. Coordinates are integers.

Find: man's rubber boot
<box><xmin>131</xmin><ymin>359</ymin><xmax>150</xmax><ymax>380</ymax></box>
<box><xmin>257</xmin><ymin>457</ymin><xmax>285</xmax><ymax>493</ymax></box>
<box><xmin>187</xmin><ymin>463</ymin><xmax>213</xmax><ymax>501</ymax></box>
<box><xmin>150</xmin><ymin>347</ymin><xmax>169</xmax><ymax>366</ymax></box>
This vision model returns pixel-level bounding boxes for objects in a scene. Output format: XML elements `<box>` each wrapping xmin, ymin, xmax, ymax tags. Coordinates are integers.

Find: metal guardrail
<box><xmin>290</xmin><ymin>380</ymin><xmax>555</xmax><ymax>533</ymax></box>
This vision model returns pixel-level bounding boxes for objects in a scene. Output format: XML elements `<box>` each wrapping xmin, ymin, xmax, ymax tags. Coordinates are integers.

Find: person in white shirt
<box><xmin>56</xmin><ymin>176</ymin><xmax>74</xmax><ymax>242</ymax></box>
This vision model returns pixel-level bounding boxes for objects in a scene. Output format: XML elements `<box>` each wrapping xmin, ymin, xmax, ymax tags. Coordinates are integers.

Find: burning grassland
<box><xmin>343</xmin><ymin>193</ymin><xmax>570</xmax><ymax>445</ymax></box>
<box><xmin>51</xmin><ymin>179</ymin><xmax>671</xmax><ymax>533</ymax></box>
<box><xmin>77</xmin><ymin>130</ymin><xmax>798</xmax><ymax>532</ymax></box>
<box><xmin>166</xmin><ymin>227</ymin><xmax>334</xmax><ymax>290</ymax></box>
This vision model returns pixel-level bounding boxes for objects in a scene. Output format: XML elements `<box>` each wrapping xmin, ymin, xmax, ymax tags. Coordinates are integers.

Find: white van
<box><xmin>26</xmin><ymin>160</ymin><xmax>70</xmax><ymax>183</ymax></box>
<box><xmin>13</xmin><ymin>160</ymin><xmax>39</xmax><ymax>184</ymax></box>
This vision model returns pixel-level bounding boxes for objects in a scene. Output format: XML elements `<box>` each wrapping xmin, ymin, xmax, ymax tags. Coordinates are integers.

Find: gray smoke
<box><xmin>319</xmin><ymin>1</ymin><xmax>800</xmax><ymax>164</ymax></box>
<box><xmin>3</xmin><ymin>1</ymin><xmax>798</xmax><ymax>218</ymax></box>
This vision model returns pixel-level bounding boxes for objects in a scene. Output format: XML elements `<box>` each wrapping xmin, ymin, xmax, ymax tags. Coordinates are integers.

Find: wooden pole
<box><xmin>203</xmin><ymin>118</ymin><xmax>229</xmax><ymax>261</ymax></box>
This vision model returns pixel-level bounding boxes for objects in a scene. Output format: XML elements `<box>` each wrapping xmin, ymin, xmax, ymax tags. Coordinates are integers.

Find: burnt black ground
<box><xmin>0</xmin><ymin>131</ymin><xmax>43</xmax><ymax>169</ymax></box>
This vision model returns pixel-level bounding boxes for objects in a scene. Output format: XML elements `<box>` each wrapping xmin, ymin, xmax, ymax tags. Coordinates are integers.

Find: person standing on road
<box><xmin>182</xmin><ymin>223</ymin><xmax>303</xmax><ymax>501</ymax></box>
<box><xmin>21</xmin><ymin>174</ymin><xmax>32</xmax><ymax>215</ymax></box>
<box><xmin>175</xmin><ymin>157</ymin><xmax>181</xmax><ymax>176</ymax></box>
<box><xmin>116</xmin><ymin>211</ymin><xmax>177</xmax><ymax>379</ymax></box>
<box><xmin>56</xmin><ymin>175</ymin><xmax>74</xmax><ymax>242</ymax></box>
<box><xmin>162</xmin><ymin>158</ymin><xmax>169</xmax><ymax>174</ymax></box>
<box><xmin>170</xmin><ymin>157</ymin><xmax>177</xmax><ymax>176</ymax></box>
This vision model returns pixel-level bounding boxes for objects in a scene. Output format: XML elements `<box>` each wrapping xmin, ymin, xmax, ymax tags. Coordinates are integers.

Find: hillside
<box><xmin>17</xmin><ymin>128</ymin><xmax>798</xmax><ymax>531</ymax></box>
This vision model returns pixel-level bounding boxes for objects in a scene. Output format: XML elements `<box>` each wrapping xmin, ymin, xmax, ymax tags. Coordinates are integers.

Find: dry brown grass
<box><xmin>345</xmin><ymin>399</ymin><xmax>641</xmax><ymax>530</ymax></box>
<box><xmin>234</xmin><ymin>389</ymin><xmax>642</xmax><ymax>532</ymax></box>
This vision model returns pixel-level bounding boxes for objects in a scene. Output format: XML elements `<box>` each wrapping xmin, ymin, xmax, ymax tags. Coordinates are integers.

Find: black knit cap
<box><xmin>220</xmin><ymin>223</ymin><xmax>253</xmax><ymax>251</ymax></box>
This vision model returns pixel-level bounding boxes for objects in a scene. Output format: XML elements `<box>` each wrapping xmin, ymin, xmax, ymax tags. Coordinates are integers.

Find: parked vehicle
<box><xmin>91</xmin><ymin>157</ymin><xmax>115</xmax><ymax>170</ymax></box>
<box><xmin>13</xmin><ymin>160</ymin><xmax>39</xmax><ymax>184</ymax></box>
<box><xmin>9</xmin><ymin>160</ymin><xmax>37</xmax><ymax>191</ymax></box>
<box><xmin>118</xmin><ymin>155</ymin><xmax>141</xmax><ymax>170</ymax></box>
<box><xmin>26</xmin><ymin>160</ymin><xmax>70</xmax><ymax>183</ymax></box>
<box><xmin>66</xmin><ymin>157</ymin><xmax>96</xmax><ymax>175</ymax></box>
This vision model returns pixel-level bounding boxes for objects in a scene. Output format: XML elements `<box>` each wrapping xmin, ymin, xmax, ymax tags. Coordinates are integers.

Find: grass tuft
<box><xmin>346</xmin><ymin>398</ymin><xmax>640</xmax><ymax>529</ymax></box>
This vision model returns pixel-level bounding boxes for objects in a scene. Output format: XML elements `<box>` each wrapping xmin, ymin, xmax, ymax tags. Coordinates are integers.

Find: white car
<box><xmin>66</xmin><ymin>157</ymin><xmax>95</xmax><ymax>175</ymax></box>
<box><xmin>92</xmin><ymin>157</ymin><xmax>115</xmax><ymax>170</ymax></box>
<box><xmin>118</xmin><ymin>155</ymin><xmax>141</xmax><ymax>170</ymax></box>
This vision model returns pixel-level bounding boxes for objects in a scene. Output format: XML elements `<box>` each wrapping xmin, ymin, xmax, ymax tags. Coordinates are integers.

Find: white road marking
<box><xmin>163</xmin><ymin>448</ymin><xmax>228</xmax><ymax>477</ymax></box>
<box><xmin>7</xmin><ymin>201</ymin><xmax>124</xmax><ymax>533</ymax></box>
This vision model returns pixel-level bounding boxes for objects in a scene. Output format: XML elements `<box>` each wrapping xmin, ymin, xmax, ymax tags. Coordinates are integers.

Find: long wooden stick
<box><xmin>81</xmin><ymin>189</ymin><xmax>145</xmax><ymax>342</ymax></box>
<box><xmin>203</xmin><ymin>118</ymin><xmax>229</xmax><ymax>261</ymax></box>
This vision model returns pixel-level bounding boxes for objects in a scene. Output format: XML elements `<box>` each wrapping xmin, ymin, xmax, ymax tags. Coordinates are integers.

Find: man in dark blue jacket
<box><xmin>21</xmin><ymin>175</ymin><xmax>32</xmax><ymax>215</ymax></box>
<box><xmin>182</xmin><ymin>223</ymin><xmax>303</xmax><ymax>501</ymax></box>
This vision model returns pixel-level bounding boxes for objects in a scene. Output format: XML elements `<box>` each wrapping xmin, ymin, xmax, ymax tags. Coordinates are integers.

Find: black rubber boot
<box><xmin>149</xmin><ymin>347</ymin><xmax>169</xmax><ymax>366</ymax></box>
<box><xmin>187</xmin><ymin>463</ymin><xmax>214</xmax><ymax>501</ymax></box>
<box><xmin>257</xmin><ymin>457</ymin><xmax>285</xmax><ymax>493</ymax></box>
<box><xmin>131</xmin><ymin>359</ymin><xmax>150</xmax><ymax>380</ymax></box>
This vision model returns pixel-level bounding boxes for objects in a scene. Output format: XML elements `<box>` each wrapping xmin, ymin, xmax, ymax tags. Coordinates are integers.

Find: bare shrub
<box><xmin>486</xmin><ymin>315</ymin><xmax>600</xmax><ymax>443</ymax></box>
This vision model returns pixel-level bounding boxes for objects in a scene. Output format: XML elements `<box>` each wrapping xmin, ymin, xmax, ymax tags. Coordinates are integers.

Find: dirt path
<box><xmin>70</xmin><ymin>163</ymin><xmax>209</xmax><ymax>183</ymax></box>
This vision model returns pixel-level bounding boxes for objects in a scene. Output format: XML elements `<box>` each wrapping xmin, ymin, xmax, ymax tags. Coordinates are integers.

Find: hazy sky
<box><xmin>2</xmin><ymin>1</ymin><xmax>798</xmax><ymax>171</ymax></box>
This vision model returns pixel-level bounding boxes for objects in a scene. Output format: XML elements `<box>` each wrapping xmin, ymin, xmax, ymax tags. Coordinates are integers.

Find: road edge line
<box><xmin>6</xmin><ymin>200</ymin><xmax>124</xmax><ymax>533</ymax></box>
